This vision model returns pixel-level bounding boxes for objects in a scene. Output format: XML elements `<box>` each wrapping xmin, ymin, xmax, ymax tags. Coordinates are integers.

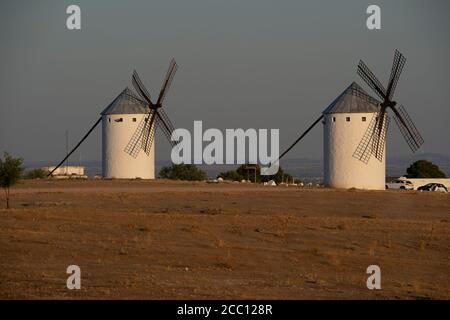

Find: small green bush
<box><xmin>24</xmin><ymin>168</ymin><xmax>48</xmax><ymax>179</ymax></box>
<box><xmin>159</xmin><ymin>164</ymin><xmax>207</xmax><ymax>181</ymax></box>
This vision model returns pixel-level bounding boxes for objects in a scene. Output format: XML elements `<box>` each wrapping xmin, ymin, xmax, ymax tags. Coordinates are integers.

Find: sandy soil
<box><xmin>0</xmin><ymin>179</ymin><xmax>449</xmax><ymax>299</ymax></box>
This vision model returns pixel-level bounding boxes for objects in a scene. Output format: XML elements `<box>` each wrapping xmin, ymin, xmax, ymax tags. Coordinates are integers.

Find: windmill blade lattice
<box><xmin>392</xmin><ymin>105</ymin><xmax>424</xmax><ymax>153</ymax></box>
<box><xmin>353</xmin><ymin>112</ymin><xmax>379</xmax><ymax>164</ymax></box>
<box><xmin>387</xmin><ymin>50</ymin><xmax>406</xmax><ymax>100</ymax></box>
<box><xmin>357</xmin><ymin>60</ymin><xmax>387</xmax><ymax>100</ymax></box>
<box><xmin>125</xmin><ymin>59</ymin><xmax>180</xmax><ymax>158</ymax></box>
<box><xmin>156</xmin><ymin>109</ymin><xmax>180</xmax><ymax>147</ymax></box>
<box><xmin>142</xmin><ymin>112</ymin><xmax>158</xmax><ymax>155</ymax></box>
<box><xmin>132</xmin><ymin>70</ymin><xmax>152</xmax><ymax>103</ymax></box>
<box><xmin>124</xmin><ymin>112</ymin><xmax>153</xmax><ymax>158</ymax></box>
<box><xmin>371</xmin><ymin>113</ymin><xmax>390</xmax><ymax>161</ymax></box>
<box><xmin>353</xmin><ymin>112</ymin><xmax>390</xmax><ymax>163</ymax></box>
<box><xmin>157</xmin><ymin>59</ymin><xmax>178</xmax><ymax>105</ymax></box>
<box><xmin>354</xmin><ymin>50</ymin><xmax>423</xmax><ymax>163</ymax></box>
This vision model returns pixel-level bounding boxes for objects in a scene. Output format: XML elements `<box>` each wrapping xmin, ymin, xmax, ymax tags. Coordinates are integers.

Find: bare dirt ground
<box><xmin>0</xmin><ymin>179</ymin><xmax>449</xmax><ymax>299</ymax></box>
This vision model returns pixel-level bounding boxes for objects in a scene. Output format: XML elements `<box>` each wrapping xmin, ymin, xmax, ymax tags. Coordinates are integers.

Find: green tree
<box><xmin>159</xmin><ymin>163</ymin><xmax>207</xmax><ymax>181</ymax></box>
<box><xmin>236</xmin><ymin>164</ymin><xmax>261</xmax><ymax>182</ymax></box>
<box><xmin>406</xmin><ymin>160</ymin><xmax>447</xmax><ymax>178</ymax></box>
<box><xmin>0</xmin><ymin>152</ymin><xmax>24</xmax><ymax>209</ymax></box>
<box><xmin>24</xmin><ymin>168</ymin><xmax>48</xmax><ymax>179</ymax></box>
<box><xmin>221</xmin><ymin>164</ymin><xmax>293</xmax><ymax>184</ymax></box>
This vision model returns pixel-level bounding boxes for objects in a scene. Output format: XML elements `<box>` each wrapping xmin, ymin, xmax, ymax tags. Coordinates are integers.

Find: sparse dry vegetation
<box><xmin>0</xmin><ymin>179</ymin><xmax>449</xmax><ymax>299</ymax></box>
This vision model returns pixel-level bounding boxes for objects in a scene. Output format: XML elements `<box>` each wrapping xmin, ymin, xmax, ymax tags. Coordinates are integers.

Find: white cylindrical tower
<box><xmin>322</xmin><ymin>82</ymin><xmax>385</xmax><ymax>190</ymax></box>
<box><xmin>101</xmin><ymin>88</ymin><xmax>155</xmax><ymax>179</ymax></box>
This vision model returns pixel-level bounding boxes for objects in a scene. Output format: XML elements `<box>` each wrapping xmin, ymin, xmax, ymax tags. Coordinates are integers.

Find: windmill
<box><xmin>125</xmin><ymin>58</ymin><xmax>180</xmax><ymax>159</ymax></box>
<box><xmin>353</xmin><ymin>49</ymin><xmax>424</xmax><ymax>164</ymax></box>
<box><xmin>277</xmin><ymin>49</ymin><xmax>424</xmax><ymax>190</ymax></box>
<box><xmin>47</xmin><ymin>59</ymin><xmax>180</xmax><ymax>179</ymax></box>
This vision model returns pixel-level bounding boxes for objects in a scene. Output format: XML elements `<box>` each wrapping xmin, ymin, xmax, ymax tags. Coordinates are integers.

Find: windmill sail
<box><xmin>124</xmin><ymin>59</ymin><xmax>180</xmax><ymax>157</ymax></box>
<box><xmin>132</xmin><ymin>70</ymin><xmax>152</xmax><ymax>103</ymax></box>
<box><xmin>386</xmin><ymin>50</ymin><xmax>406</xmax><ymax>100</ymax></box>
<box><xmin>124</xmin><ymin>114</ymin><xmax>149</xmax><ymax>158</ymax></box>
<box><xmin>157</xmin><ymin>58</ymin><xmax>178</xmax><ymax>105</ymax></box>
<box><xmin>371</xmin><ymin>113</ymin><xmax>390</xmax><ymax>161</ymax></box>
<box><xmin>353</xmin><ymin>112</ymin><xmax>379</xmax><ymax>164</ymax></box>
<box><xmin>142</xmin><ymin>112</ymin><xmax>157</xmax><ymax>155</ymax></box>
<box><xmin>354</xmin><ymin>50</ymin><xmax>423</xmax><ymax>163</ymax></box>
<box><xmin>392</xmin><ymin>105</ymin><xmax>424</xmax><ymax>152</ymax></box>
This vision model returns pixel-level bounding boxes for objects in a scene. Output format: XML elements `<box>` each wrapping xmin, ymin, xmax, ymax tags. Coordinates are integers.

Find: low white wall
<box><xmin>44</xmin><ymin>166</ymin><xmax>85</xmax><ymax>176</ymax></box>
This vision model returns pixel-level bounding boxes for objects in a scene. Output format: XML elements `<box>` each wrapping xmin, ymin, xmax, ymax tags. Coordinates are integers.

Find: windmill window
<box><xmin>362</xmin><ymin>117</ymin><xmax>366</xmax><ymax>122</ymax></box>
<box><xmin>114</xmin><ymin>118</ymin><xmax>123</xmax><ymax>122</ymax></box>
<box><xmin>108</xmin><ymin>118</ymin><xmax>111</xmax><ymax>123</ymax></box>
<box><xmin>132</xmin><ymin>118</ymin><xmax>137</xmax><ymax>122</ymax></box>
<box><xmin>332</xmin><ymin>117</ymin><xmax>336</xmax><ymax>122</ymax></box>
<box><xmin>346</xmin><ymin>117</ymin><xmax>350</xmax><ymax>122</ymax></box>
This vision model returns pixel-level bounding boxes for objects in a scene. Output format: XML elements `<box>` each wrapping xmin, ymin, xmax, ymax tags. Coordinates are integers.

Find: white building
<box><xmin>43</xmin><ymin>166</ymin><xmax>86</xmax><ymax>179</ymax></box>
<box><xmin>322</xmin><ymin>82</ymin><xmax>385</xmax><ymax>190</ymax></box>
<box><xmin>101</xmin><ymin>88</ymin><xmax>155</xmax><ymax>179</ymax></box>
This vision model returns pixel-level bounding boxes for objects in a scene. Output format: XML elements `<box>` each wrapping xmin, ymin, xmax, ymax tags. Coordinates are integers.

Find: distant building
<box><xmin>44</xmin><ymin>165</ymin><xmax>86</xmax><ymax>179</ymax></box>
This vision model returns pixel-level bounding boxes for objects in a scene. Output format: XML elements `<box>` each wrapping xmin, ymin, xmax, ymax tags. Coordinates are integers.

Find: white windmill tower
<box><xmin>101</xmin><ymin>88</ymin><xmax>155</xmax><ymax>179</ymax></box>
<box><xmin>278</xmin><ymin>50</ymin><xmax>424</xmax><ymax>190</ymax></box>
<box><xmin>322</xmin><ymin>82</ymin><xmax>385</xmax><ymax>189</ymax></box>
<box><xmin>47</xmin><ymin>59</ymin><xmax>180</xmax><ymax>179</ymax></box>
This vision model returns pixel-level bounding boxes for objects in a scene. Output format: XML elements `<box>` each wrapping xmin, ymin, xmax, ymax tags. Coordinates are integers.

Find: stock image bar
<box><xmin>0</xmin><ymin>0</ymin><xmax>448</xmax><ymax>318</ymax></box>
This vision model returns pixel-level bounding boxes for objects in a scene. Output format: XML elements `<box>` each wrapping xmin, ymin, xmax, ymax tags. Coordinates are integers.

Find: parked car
<box><xmin>417</xmin><ymin>183</ymin><xmax>448</xmax><ymax>193</ymax></box>
<box><xmin>385</xmin><ymin>179</ymin><xmax>414</xmax><ymax>190</ymax></box>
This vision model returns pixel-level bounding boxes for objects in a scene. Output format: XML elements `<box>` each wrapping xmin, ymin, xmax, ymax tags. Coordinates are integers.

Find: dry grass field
<box><xmin>0</xmin><ymin>179</ymin><xmax>449</xmax><ymax>299</ymax></box>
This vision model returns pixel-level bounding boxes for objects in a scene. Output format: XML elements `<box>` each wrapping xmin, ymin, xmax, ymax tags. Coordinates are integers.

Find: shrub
<box><xmin>159</xmin><ymin>164</ymin><xmax>207</xmax><ymax>181</ymax></box>
<box><xmin>219</xmin><ymin>164</ymin><xmax>293</xmax><ymax>184</ymax></box>
<box><xmin>24</xmin><ymin>168</ymin><xmax>48</xmax><ymax>179</ymax></box>
<box><xmin>236</xmin><ymin>164</ymin><xmax>260</xmax><ymax>182</ymax></box>
<box><xmin>218</xmin><ymin>170</ymin><xmax>243</xmax><ymax>181</ymax></box>
<box><xmin>406</xmin><ymin>160</ymin><xmax>446</xmax><ymax>178</ymax></box>
<box><xmin>0</xmin><ymin>152</ymin><xmax>24</xmax><ymax>209</ymax></box>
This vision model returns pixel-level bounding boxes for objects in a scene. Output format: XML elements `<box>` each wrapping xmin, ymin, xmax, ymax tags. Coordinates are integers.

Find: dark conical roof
<box><xmin>322</xmin><ymin>82</ymin><xmax>380</xmax><ymax>114</ymax></box>
<box><xmin>101</xmin><ymin>88</ymin><xmax>149</xmax><ymax>115</ymax></box>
